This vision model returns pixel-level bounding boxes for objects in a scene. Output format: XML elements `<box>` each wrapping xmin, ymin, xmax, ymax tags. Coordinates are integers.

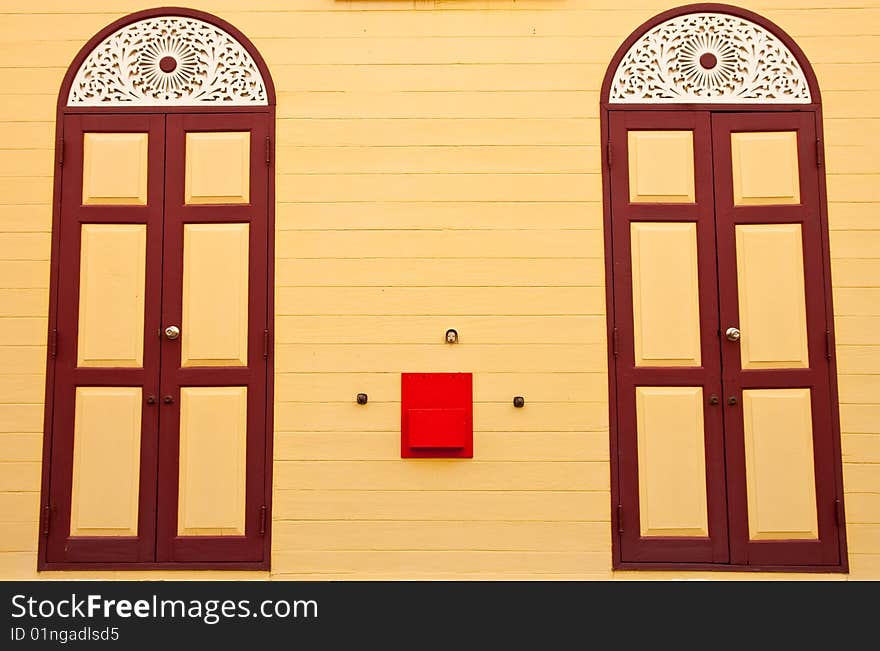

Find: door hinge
<box><xmin>834</xmin><ymin>498</ymin><xmax>843</xmax><ymax>527</ymax></box>
<box><xmin>816</xmin><ymin>138</ymin><xmax>823</xmax><ymax>168</ymax></box>
<box><xmin>265</xmin><ymin>136</ymin><xmax>271</xmax><ymax>166</ymax></box>
<box><xmin>612</xmin><ymin>327</ymin><xmax>619</xmax><ymax>357</ymax></box>
<box><xmin>259</xmin><ymin>505</ymin><xmax>267</xmax><ymax>535</ymax></box>
<box><xmin>616</xmin><ymin>504</ymin><xmax>624</xmax><ymax>535</ymax></box>
<box><xmin>263</xmin><ymin>329</ymin><xmax>270</xmax><ymax>359</ymax></box>
<box><xmin>606</xmin><ymin>141</ymin><xmax>613</xmax><ymax>168</ymax></box>
<box><xmin>49</xmin><ymin>329</ymin><xmax>57</xmax><ymax>358</ymax></box>
<box><xmin>42</xmin><ymin>505</ymin><xmax>51</xmax><ymax>535</ymax></box>
<box><xmin>825</xmin><ymin>329</ymin><xmax>833</xmax><ymax>360</ymax></box>
<box><xmin>57</xmin><ymin>138</ymin><xmax>64</xmax><ymax>166</ymax></box>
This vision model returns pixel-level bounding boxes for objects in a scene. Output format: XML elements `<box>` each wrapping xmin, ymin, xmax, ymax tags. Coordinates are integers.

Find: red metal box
<box><xmin>401</xmin><ymin>373</ymin><xmax>473</xmax><ymax>458</ymax></box>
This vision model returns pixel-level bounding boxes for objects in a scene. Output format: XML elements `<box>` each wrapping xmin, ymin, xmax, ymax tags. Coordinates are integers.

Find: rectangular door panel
<box><xmin>628</xmin><ymin>130</ymin><xmax>696</xmax><ymax>203</ymax></box>
<box><xmin>742</xmin><ymin>389</ymin><xmax>818</xmax><ymax>541</ymax></box>
<box><xmin>181</xmin><ymin>223</ymin><xmax>249</xmax><ymax>367</ymax></box>
<box><xmin>631</xmin><ymin>222</ymin><xmax>701</xmax><ymax>367</ymax></box>
<box><xmin>636</xmin><ymin>386</ymin><xmax>709</xmax><ymax>537</ymax></box>
<box><xmin>46</xmin><ymin>114</ymin><xmax>164</xmax><ymax>564</ymax></box>
<box><xmin>735</xmin><ymin>224</ymin><xmax>809</xmax><ymax>370</ymax></box>
<box><xmin>731</xmin><ymin>131</ymin><xmax>800</xmax><ymax>206</ymax></box>
<box><xmin>82</xmin><ymin>132</ymin><xmax>149</xmax><ymax>205</ymax></box>
<box><xmin>77</xmin><ymin>224</ymin><xmax>146</xmax><ymax>368</ymax></box>
<box><xmin>185</xmin><ymin>131</ymin><xmax>251</xmax><ymax>204</ymax></box>
<box><xmin>178</xmin><ymin>387</ymin><xmax>248</xmax><ymax>536</ymax></box>
<box><xmin>70</xmin><ymin>387</ymin><xmax>142</xmax><ymax>537</ymax></box>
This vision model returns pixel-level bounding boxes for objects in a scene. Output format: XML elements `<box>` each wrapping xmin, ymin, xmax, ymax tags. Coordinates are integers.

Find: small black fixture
<box><xmin>513</xmin><ymin>396</ymin><xmax>525</xmax><ymax>408</ymax></box>
<box><xmin>356</xmin><ymin>393</ymin><xmax>368</xmax><ymax>405</ymax></box>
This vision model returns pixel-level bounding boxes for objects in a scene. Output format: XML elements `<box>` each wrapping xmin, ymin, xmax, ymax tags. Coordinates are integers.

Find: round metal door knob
<box><xmin>163</xmin><ymin>395</ymin><xmax>174</xmax><ymax>404</ymax></box>
<box><xmin>708</xmin><ymin>394</ymin><xmax>720</xmax><ymax>406</ymax></box>
<box><xmin>513</xmin><ymin>396</ymin><xmax>525</xmax><ymax>408</ymax></box>
<box><xmin>356</xmin><ymin>393</ymin><xmax>368</xmax><ymax>405</ymax></box>
<box><xmin>164</xmin><ymin>325</ymin><xmax>181</xmax><ymax>340</ymax></box>
<box><xmin>725</xmin><ymin>327</ymin><xmax>741</xmax><ymax>342</ymax></box>
<box><xmin>728</xmin><ymin>396</ymin><xmax>738</xmax><ymax>406</ymax></box>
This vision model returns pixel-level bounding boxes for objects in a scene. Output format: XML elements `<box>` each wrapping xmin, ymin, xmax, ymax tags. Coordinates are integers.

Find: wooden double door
<box><xmin>609</xmin><ymin>111</ymin><xmax>844</xmax><ymax>568</ymax></box>
<box><xmin>44</xmin><ymin>112</ymin><xmax>270</xmax><ymax>565</ymax></box>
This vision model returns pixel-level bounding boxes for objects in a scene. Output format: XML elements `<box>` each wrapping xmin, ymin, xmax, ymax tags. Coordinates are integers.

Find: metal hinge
<box><xmin>259</xmin><ymin>505</ymin><xmax>267</xmax><ymax>535</ymax></box>
<box><xmin>825</xmin><ymin>330</ymin><xmax>833</xmax><ymax>360</ymax></box>
<box><xmin>265</xmin><ymin>136</ymin><xmax>271</xmax><ymax>166</ymax></box>
<box><xmin>263</xmin><ymin>329</ymin><xmax>270</xmax><ymax>359</ymax></box>
<box><xmin>606</xmin><ymin>141</ymin><xmax>613</xmax><ymax>168</ymax></box>
<box><xmin>49</xmin><ymin>329</ymin><xmax>57</xmax><ymax>358</ymax></box>
<box><xmin>42</xmin><ymin>505</ymin><xmax>51</xmax><ymax>535</ymax></box>
<box><xmin>57</xmin><ymin>138</ymin><xmax>64</xmax><ymax>166</ymax></box>
<box><xmin>834</xmin><ymin>498</ymin><xmax>843</xmax><ymax>527</ymax></box>
<box><xmin>616</xmin><ymin>504</ymin><xmax>623</xmax><ymax>535</ymax></box>
<box><xmin>612</xmin><ymin>327</ymin><xmax>619</xmax><ymax>357</ymax></box>
<box><xmin>816</xmin><ymin>138</ymin><xmax>823</xmax><ymax>168</ymax></box>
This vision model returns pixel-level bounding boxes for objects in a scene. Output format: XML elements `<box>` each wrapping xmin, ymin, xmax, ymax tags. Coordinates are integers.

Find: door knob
<box><xmin>708</xmin><ymin>394</ymin><xmax>719</xmax><ymax>406</ymax></box>
<box><xmin>164</xmin><ymin>325</ymin><xmax>181</xmax><ymax>340</ymax></box>
<box><xmin>725</xmin><ymin>327</ymin><xmax>741</xmax><ymax>342</ymax></box>
<box><xmin>163</xmin><ymin>395</ymin><xmax>174</xmax><ymax>404</ymax></box>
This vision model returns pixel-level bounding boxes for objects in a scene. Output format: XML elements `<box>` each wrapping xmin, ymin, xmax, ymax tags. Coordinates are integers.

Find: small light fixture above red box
<box><xmin>401</xmin><ymin>373</ymin><xmax>473</xmax><ymax>459</ymax></box>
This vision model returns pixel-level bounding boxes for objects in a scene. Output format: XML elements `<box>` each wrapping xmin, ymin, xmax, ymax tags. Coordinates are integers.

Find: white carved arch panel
<box><xmin>68</xmin><ymin>15</ymin><xmax>268</xmax><ymax>106</ymax></box>
<box><xmin>610</xmin><ymin>12</ymin><xmax>811</xmax><ymax>104</ymax></box>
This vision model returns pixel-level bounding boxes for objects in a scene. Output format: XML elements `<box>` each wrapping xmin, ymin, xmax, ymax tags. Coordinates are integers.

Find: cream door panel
<box><xmin>743</xmin><ymin>389</ymin><xmax>819</xmax><ymax>540</ymax></box>
<box><xmin>636</xmin><ymin>386</ymin><xmax>709</xmax><ymax>537</ymax></box>
<box><xmin>628</xmin><ymin>131</ymin><xmax>695</xmax><ymax>203</ymax></box>
<box><xmin>178</xmin><ymin>386</ymin><xmax>248</xmax><ymax>536</ymax></box>
<box><xmin>731</xmin><ymin>131</ymin><xmax>800</xmax><ymax>206</ymax></box>
<box><xmin>631</xmin><ymin>222</ymin><xmax>701</xmax><ymax>367</ymax></box>
<box><xmin>77</xmin><ymin>224</ymin><xmax>146</xmax><ymax>368</ymax></box>
<box><xmin>735</xmin><ymin>224</ymin><xmax>809</xmax><ymax>369</ymax></box>
<box><xmin>82</xmin><ymin>132</ymin><xmax>148</xmax><ymax>205</ymax></box>
<box><xmin>185</xmin><ymin>132</ymin><xmax>250</xmax><ymax>204</ymax></box>
<box><xmin>70</xmin><ymin>387</ymin><xmax>142</xmax><ymax>536</ymax></box>
<box><xmin>181</xmin><ymin>223</ymin><xmax>249</xmax><ymax>367</ymax></box>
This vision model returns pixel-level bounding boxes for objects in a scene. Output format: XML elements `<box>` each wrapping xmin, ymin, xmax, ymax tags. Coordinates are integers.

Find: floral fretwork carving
<box><xmin>68</xmin><ymin>16</ymin><xmax>268</xmax><ymax>106</ymax></box>
<box><xmin>610</xmin><ymin>13</ymin><xmax>811</xmax><ymax>103</ymax></box>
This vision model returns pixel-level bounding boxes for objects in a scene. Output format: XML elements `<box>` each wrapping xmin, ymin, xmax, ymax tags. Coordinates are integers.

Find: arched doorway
<box><xmin>601</xmin><ymin>4</ymin><xmax>847</xmax><ymax>570</ymax></box>
<box><xmin>38</xmin><ymin>9</ymin><xmax>275</xmax><ymax>569</ymax></box>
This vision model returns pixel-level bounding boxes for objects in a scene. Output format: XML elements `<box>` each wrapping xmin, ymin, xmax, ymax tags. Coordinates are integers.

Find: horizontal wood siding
<box><xmin>0</xmin><ymin>0</ymin><xmax>877</xmax><ymax>579</ymax></box>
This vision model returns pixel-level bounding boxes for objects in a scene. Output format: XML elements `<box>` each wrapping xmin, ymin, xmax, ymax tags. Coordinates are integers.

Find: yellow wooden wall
<box><xmin>0</xmin><ymin>0</ymin><xmax>878</xmax><ymax>580</ymax></box>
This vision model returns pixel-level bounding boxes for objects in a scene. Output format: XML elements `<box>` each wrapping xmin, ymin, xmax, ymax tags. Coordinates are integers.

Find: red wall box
<box><xmin>401</xmin><ymin>373</ymin><xmax>473</xmax><ymax>458</ymax></box>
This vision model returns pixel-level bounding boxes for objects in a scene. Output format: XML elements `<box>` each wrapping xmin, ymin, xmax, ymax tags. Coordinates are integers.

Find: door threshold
<box><xmin>615</xmin><ymin>561</ymin><xmax>848</xmax><ymax>574</ymax></box>
<box><xmin>38</xmin><ymin>560</ymin><xmax>270</xmax><ymax>572</ymax></box>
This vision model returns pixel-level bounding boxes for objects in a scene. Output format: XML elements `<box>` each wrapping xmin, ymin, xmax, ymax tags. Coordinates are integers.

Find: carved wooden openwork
<box><xmin>67</xmin><ymin>15</ymin><xmax>268</xmax><ymax>106</ymax></box>
<box><xmin>609</xmin><ymin>12</ymin><xmax>811</xmax><ymax>104</ymax></box>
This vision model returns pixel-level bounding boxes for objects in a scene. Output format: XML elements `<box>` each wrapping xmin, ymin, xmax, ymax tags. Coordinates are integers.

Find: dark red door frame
<box><xmin>603</xmin><ymin>109</ymin><xmax>847</xmax><ymax>572</ymax></box>
<box><xmin>38</xmin><ymin>7</ymin><xmax>276</xmax><ymax>571</ymax></box>
<box><xmin>600</xmin><ymin>5</ymin><xmax>847</xmax><ymax>573</ymax></box>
